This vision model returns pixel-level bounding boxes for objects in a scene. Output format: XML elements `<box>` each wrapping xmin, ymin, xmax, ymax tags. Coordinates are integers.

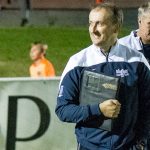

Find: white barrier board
<box><xmin>0</xmin><ymin>78</ymin><xmax>76</xmax><ymax>150</ymax></box>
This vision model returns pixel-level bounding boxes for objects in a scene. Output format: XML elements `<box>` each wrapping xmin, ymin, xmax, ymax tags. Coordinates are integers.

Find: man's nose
<box><xmin>92</xmin><ymin>24</ymin><xmax>97</xmax><ymax>33</ymax></box>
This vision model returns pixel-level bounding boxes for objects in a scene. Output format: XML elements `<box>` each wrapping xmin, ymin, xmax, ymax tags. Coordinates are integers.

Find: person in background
<box><xmin>119</xmin><ymin>2</ymin><xmax>150</xmax><ymax>63</ymax></box>
<box><xmin>19</xmin><ymin>0</ymin><xmax>31</xmax><ymax>26</ymax></box>
<box><xmin>29</xmin><ymin>42</ymin><xmax>55</xmax><ymax>77</ymax></box>
<box><xmin>96</xmin><ymin>0</ymin><xmax>104</xmax><ymax>4</ymax></box>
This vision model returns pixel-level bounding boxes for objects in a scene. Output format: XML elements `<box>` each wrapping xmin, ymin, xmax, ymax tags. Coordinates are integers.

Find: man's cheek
<box><xmin>89</xmin><ymin>26</ymin><xmax>94</xmax><ymax>33</ymax></box>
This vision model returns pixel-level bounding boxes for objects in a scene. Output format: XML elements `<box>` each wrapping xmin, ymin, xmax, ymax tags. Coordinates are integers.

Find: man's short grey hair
<box><xmin>91</xmin><ymin>2</ymin><xmax>123</xmax><ymax>29</ymax></box>
<box><xmin>138</xmin><ymin>2</ymin><xmax>150</xmax><ymax>19</ymax></box>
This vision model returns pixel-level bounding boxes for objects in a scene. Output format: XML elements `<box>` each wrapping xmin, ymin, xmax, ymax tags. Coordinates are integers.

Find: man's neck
<box><xmin>100</xmin><ymin>45</ymin><xmax>111</xmax><ymax>54</ymax></box>
<box><xmin>98</xmin><ymin>40</ymin><xmax>117</xmax><ymax>53</ymax></box>
<box><xmin>142</xmin><ymin>40</ymin><xmax>150</xmax><ymax>45</ymax></box>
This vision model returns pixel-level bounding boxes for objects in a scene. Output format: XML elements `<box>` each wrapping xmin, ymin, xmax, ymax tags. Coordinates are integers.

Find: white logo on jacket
<box><xmin>116</xmin><ymin>69</ymin><xmax>129</xmax><ymax>77</ymax></box>
<box><xmin>58</xmin><ymin>85</ymin><xmax>64</xmax><ymax>97</ymax></box>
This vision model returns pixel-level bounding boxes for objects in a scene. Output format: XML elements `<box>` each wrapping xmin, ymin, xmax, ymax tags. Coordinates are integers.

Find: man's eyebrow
<box><xmin>89</xmin><ymin>21</ymin><xmax>101</xmax><ymax>23</ymax></box>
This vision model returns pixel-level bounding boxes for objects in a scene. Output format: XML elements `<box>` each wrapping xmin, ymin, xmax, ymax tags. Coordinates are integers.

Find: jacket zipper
<box><xmin>100</xmin><ymin>47</ymin><xmax>111</xmax><ymax>62</ymax></box>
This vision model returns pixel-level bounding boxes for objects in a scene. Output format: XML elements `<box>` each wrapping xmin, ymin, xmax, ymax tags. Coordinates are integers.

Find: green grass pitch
<box><xmin>0</xmin><ymin>26</ymin><xmax>131</xmax><ymax>77</ymax></box>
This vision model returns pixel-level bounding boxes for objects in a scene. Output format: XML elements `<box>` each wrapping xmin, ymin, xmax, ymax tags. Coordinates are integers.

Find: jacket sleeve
<box><xmin>55</xmin><ymin>68</ymin><xmax>102</xmax><ymax>123</ymax></box>
<box><xmin>137</xmin><ymin>60</ymin><xmax>150</xmax><ymax>141</ymax></box>
<box><xmin>59</xmin><ymin>57</ymin><xmax>77</xmax><ymax>86</ymax></box>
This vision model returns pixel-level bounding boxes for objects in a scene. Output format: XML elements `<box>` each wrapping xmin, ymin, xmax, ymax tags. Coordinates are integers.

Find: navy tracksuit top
<box><xmin>55</xmin><ymin>42</ymin><xmax>150</xmax><ymax>150</ymax></box>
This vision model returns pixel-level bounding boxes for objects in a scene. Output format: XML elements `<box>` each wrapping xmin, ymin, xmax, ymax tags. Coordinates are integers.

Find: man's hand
<box><xmin>99</xmin><ymin>99</ymin><xmax>121</xmax><ymax>119</ymax></box>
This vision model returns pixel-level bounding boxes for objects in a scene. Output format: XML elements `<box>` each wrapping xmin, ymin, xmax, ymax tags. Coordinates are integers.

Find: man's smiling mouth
<box><xmin>93</xmin><ymin>33</ymin><xmax>101</xmax><ymax>39</ymax></box>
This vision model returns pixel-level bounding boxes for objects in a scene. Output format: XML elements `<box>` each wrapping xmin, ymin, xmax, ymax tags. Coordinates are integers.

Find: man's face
<box><xmin>139</xmin><ymin>14</ymin><xmax>150</xmax><ymax>44</ymax></box>
<box><xmin>89</xmin><ymin>8</ymin><xmax>117</xmax><ymax>48</ymax></box>
<box><xmin>30</xmin><ymin>46</ymin><xmax>43</xmax><ymax>61</ymax></box>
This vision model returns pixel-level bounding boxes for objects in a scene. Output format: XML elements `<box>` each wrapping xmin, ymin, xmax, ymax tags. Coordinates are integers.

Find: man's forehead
<box><xmin>89</xmin><ymin>8</ymin><xmax>111</xmax><ymax>22</ymax></box>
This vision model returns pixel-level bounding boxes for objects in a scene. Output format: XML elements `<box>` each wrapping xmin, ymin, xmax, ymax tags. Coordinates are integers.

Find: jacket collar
<box><xmin>92</xmin><ymin>40</ymin><xmax>119</xmax><ymax>57</ymax></box>
<box><xmin>130</xmin><ymin>30</ymin><xmax>143</xmax><ymax>50</ymax></box>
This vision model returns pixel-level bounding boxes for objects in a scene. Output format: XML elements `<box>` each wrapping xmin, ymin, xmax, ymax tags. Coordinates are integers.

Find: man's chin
<box><xmin>143</xmin><ymin>38</ymin><xmax>150</xmax><ymax>44</ymax></box>
<box><xmin>92</xmin><ymin>41</ymin><xmax>103</xmax><ymax>47</ymax></box>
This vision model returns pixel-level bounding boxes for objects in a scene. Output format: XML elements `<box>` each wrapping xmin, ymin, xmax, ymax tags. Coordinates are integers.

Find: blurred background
<box><xmin>0</xmin><ymin>0</ymin><xmax>148</xmax><ymax>77</ymax></box>
<box><xmin>0</xmin><ymin>0</ymin><xmax>148</xmax><ymax>27</ymax></box>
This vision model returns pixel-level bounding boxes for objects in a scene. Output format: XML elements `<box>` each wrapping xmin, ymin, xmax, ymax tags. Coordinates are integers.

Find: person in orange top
<box><xmin>29</xmin><ymin>42</ymin><xmax>55</xmax><ymax>77</ymax></box>
<box><xmin>96</xmin><ymin>0</ymin><xmax>103</xmax><ymax>4</ymax></box>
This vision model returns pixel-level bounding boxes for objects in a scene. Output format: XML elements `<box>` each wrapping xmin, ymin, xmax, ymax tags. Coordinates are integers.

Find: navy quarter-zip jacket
<box><xmin>55</xmin><ymin>42</ymin><xmax>150</xmax><ymax>150</ymax></box>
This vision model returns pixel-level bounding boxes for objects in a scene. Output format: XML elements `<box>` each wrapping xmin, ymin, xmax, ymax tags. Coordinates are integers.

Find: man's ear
<box><xmin>138</xmin><ymin>20</ymin><xmax>141</xmax><ymax>24</ymax></box>
<box><xmin>138</xmin><ymin>17</ymin><xmax>141</xmax><ymax>25</ymax></box>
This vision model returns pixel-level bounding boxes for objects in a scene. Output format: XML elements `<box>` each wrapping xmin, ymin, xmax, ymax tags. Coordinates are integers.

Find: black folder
<box><xmin>79</xmin><ymin>70</ymin><xmax>120</xmax><ymax>131</ymax></box>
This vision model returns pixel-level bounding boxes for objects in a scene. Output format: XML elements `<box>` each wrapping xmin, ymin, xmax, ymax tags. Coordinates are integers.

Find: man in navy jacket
<box><xmin>56</xmin><ymin>3</ymin><xmax>150</xmax><ymax>150</ymax></box>
<box><xmin>119</xmin><ymin>3</ymin><xmax>150</xmax><ymax>148</ymax></box>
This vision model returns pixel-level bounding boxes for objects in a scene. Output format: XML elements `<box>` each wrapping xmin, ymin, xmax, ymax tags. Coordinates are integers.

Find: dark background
<box><xmin>0</xmin><ymin>0</ymin><xmax>148</xmax><ymax>28</ymax></box>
